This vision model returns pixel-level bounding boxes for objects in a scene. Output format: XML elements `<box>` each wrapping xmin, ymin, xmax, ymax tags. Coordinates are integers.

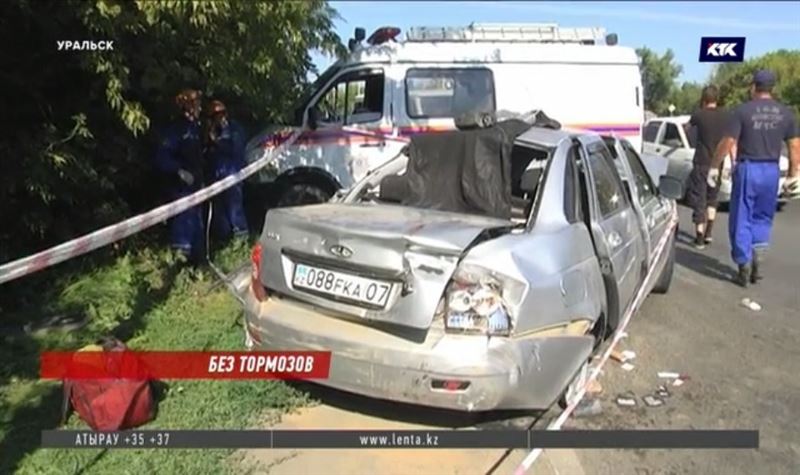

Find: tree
<box><xmin>710</xmin><ymin>50</ymin><xmax>800</xmax><ymax>116</ymax></box>
<box><xmin>669</xmin><ymin>81</ymin><xmax>703</xmax><ymax>115</ymax></box>
<box><xmin>636</xmin><ymin>47</ymin><xmax>683</xmax><ymax>116</ymax></box>
<box><xmin>0</xmin><ymin>0</ymin><xmax>343</xmax><ymax>262</ymax></box>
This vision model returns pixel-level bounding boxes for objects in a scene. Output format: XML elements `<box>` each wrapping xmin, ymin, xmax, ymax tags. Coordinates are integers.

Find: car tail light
<box><xmin>440</xmin><ymin>264</ymin><xmax>525</xmax><ymax>337</ymax></box>
<box><xmin>431</xmin><ymin>379</ymin><xmax>471</xmax><ymax>392</ymax></box>
<box><xmin>251</xmin><ymin>243</ymin><xmax>268</xmax><ymax>302</ymax></box>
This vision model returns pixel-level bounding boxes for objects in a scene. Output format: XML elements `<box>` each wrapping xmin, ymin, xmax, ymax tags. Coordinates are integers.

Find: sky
<box><xmin>311</xmin><ymin>1</ymin><xmax>800</xmax><ymax>83</ymax></box>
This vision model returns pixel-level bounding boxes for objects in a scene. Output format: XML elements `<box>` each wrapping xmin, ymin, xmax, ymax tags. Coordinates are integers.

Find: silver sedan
<box><xmin>234</xmin><ymin>124</ymin><xmax>680</xmax><ymax>412</ymax></box>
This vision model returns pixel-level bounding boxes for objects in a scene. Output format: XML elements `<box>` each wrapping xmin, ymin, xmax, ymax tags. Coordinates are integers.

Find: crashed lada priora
<box><xmin>234</xmin><ymin>115</ymin><xmax>681</xmax><ymax>411</ymax></box>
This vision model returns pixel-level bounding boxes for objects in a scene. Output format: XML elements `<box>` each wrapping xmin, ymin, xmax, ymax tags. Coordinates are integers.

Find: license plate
<box><xmin>292</xmin><ymin>263</ymin><xmax>393</xmax><ymax>308</ymax></box>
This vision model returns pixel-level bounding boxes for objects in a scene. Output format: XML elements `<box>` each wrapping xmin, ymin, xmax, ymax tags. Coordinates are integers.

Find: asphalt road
<box><xmin>239</xmin><ymin>201</ymin><xmax>799</xmax><ymax>475</ymax></box>
<box><xmin>566</xmin><ymin>201</ymin><xmax>800</xmax><ymax>475</ymax></box>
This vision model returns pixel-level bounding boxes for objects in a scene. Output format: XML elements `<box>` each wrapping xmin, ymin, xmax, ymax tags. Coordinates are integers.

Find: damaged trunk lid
<box><xmin>258</xmin><ymin>203</ymin><xmax>513</xmax><ymax>329</ymax></box>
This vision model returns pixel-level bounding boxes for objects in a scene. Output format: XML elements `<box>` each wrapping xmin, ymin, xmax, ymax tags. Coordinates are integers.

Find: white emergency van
<box><xmin>245</xmin><ymin>23</ymin><xmax>645</xmax><ymax>207</ymax></box>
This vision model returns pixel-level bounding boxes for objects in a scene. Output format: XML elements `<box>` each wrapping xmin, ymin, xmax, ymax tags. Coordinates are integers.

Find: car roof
<box><xmin>647</xmin><ymin>115</ymin><xmax>690</xmax><ymax>124</ymax></box>
<box><xmin>515</xmin><ymin>126</ymin><xmax>588</xmax><ymax>148</ymax></box>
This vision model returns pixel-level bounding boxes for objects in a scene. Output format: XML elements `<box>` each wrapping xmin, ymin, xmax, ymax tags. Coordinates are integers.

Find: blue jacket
<box><xmin>205</xmin><ymin>120</ymin><xmax>247</xmax><ymax>179</ymax></box>
<box><xmin>154</xmin><ymin>118</ymin><xmax>204</xmax><ymax>191</ymax></box>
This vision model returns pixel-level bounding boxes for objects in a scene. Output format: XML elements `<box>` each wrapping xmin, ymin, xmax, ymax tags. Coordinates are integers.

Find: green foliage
<box><xmin>636</xmin><ymin>47</ymin><xmax>683</xmax><ymax>116</ymax></box>
<box><xmin>710</xmin><ymin>50</ymin><xmax>800</xmax><ymax>116</ymax></box>
<box><xmin>669</xmin><ymin>81</ymin><xmax>703</xmax><ymax>115</ymax></box>
<box><xmin>0</xmin><ymin>0</ymin><xmax>343</xmax><ymax>263</ymax></box>
<box><xmin>638</xmin><ymin>47</ymin><xmax>799</xmax><ymax>118</ymax></box>
<box><xmin>2</xmin><ymin>241</ymin><xmax>308</xmax><ymax>474</ymax></box>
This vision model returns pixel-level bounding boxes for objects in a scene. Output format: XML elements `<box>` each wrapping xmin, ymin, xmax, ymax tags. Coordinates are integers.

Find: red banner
<box><xmin>40</xmin><ymin>351</ymin><xmax>331</xmax><ymax>380</ymax></box>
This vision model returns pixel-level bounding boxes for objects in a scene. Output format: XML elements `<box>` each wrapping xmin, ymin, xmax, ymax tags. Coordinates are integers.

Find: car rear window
<box><xmin>405</xmin><ymin>68</ymin><xmax>496</xmax><ymax>119</ymax></box>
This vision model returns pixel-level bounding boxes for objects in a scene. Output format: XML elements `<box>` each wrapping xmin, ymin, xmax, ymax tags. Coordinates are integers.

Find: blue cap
<box><xmin>753</xmin><ymin>69</ymin><xmax>776</xmax><ymax>88</ymax></box>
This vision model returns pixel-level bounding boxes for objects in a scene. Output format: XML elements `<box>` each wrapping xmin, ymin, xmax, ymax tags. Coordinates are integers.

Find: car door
<box><xmin>641</xmin><ymin>120</ymin><xmax>662</xmax><ymax>155</ymax></box>
<box><xmin>305</xmin><ymin>67</ymin><xmax>400</xmax><ymax>188</ymax></box>
<box><xmin>618</xmin><ymin>140</ymin><xmax>673</xmax><ymax>268</ymax></box>
<box><xmin>577</xmin><ymin>137</ymin><xmax>645</xmax><ymax>318</ymax></box>
<box><xmin>656</xmin><ymin>121</ymin><xmax>693</xmax><ymax>183</ymax></box>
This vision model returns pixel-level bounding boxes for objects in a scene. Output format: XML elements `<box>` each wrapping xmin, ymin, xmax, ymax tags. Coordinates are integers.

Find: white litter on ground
<box><xmin>658</xmin><ymin>371</ymin><xmax>680</xmax><ymax>379</ymax></box>
<box><xmin>621</xmin><ymin>362</ymin><xmax>635</xmax><ymax>371</ymax></box>
<box><xmin>621</xmin><ymin>350</ymin><xmax>636</xmax><ymax>361</ymax></box>
<box><xmin>741</xmin><ymin>298</ymin><xmax>762</xmax><ymax>312</ymax></box>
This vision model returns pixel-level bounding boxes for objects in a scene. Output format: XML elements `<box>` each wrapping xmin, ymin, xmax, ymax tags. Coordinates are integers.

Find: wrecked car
<box><xmin>234</xmin><ymin>113</ymin><xmax>682</xmax><ymax>411</ymax></box>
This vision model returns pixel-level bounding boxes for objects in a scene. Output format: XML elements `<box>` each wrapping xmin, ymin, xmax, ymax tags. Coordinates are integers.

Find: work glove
<box><xmin>707</xmin><ymin>168</ymin><xmax>720</xmax><ymax>189</ymax></box>
<box><xmin>177</xmin><ymin>169</ymin><xmax>195</xmax><ymax>186</ymax></box>
<box><xmin>783</xmin><ymin>176</ymin><xmax>800</xmax><ymax>199</ymax></box>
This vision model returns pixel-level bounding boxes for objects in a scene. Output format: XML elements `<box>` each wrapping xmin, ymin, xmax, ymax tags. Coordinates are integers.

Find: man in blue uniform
<box><xmin>204</xmin><ymin>99</ymin><xmax>249</xmax><ymax>241</ymax></box>
<box><xmin>154</xmin><ymin>89</ymin><xmax>206</xmax><ymax>263</ymax></box>
<box><xmin>709</xmin><ymin>70</ymin><xmax>800</xmax><ymax>287</ymax></box>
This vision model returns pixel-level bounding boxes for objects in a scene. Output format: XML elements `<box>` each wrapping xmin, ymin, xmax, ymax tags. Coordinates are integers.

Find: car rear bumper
<box><xmin>234</xmin><ymin>272</ymin><xmax>594</xmax><ymax>412</ymax></box>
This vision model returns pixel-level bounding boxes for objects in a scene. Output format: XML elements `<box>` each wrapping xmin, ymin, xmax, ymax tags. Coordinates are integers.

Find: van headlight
<box><xmin>441</xmin><ymin>264</ymin><xmax>525</xmax><ymax>336</ymax></box>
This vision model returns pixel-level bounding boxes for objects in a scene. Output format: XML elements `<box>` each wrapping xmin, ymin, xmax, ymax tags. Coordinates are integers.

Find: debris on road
<box><xmin>615</xmin><ymin>392</ymin><xmax>637</xmax><ymax>407</ymax></box>
<box><xmin>621</xmin><ymin>362</ymin><xmax>635</xmax><ymax>371</ymax></box>
<box><xmin>657</xmin><ymin>371</ymin><xmax>681</xmax><ymax>379</ymax></box>
<box><xmin>586</xmin><ymin>379</ymin><xmax>603</xmax><ymax>395</ymax></box>
<box><xmin>655</xmin><ymin>385</ymin><xmax>671</xmax><ymax>398</ymax></box>
<box><xmin>672</xmin><ymin>378</ymin><xmax>685</xmax><ymax>387</ymax></box>
<box><xmin>740</xmin><ymin>298</ymin><xmax>762</xmax><ymax>312</ymax></box>
<box><xmin>643</xmin><ymin>395</ymin><xmax>665</xmax><ymax>407</ymax></box>
<box><xmin>618</xmin><ymin>331</ymin><xmax>629</xmax><ymax>339</ymax></box>
<box><xmin>572</xmin><ymin>398</ymin><xmax>603</xmax><ymax>417</ymax></box>
<box><xmin>610</xmin><ymin>349</ymin><xmax>637</xmax><ymax>363</ymax></box>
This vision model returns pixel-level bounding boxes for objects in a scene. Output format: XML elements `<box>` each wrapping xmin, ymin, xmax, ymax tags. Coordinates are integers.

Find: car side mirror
<box><xmin>307</xmin><ymin>107</ymin><xmax>319</xmax><ymax>131</ymax></box>
<box><xmin>658</xmin><ymin>174</ymin><xmax>683</xmax><ymax>200</ymax></box>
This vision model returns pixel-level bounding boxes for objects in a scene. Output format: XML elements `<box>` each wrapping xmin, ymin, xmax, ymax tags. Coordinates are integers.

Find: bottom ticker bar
<box><xmin>41</xmin><ymin>430</ymin><xmax>759</xmax><ymax>450</ymax></box>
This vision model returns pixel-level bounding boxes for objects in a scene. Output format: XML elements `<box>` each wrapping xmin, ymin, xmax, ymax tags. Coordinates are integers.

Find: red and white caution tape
<box><xmin>513</xmin><ymin>205</ymin><xmax>679</xmax><ymax>475</ymax></box>
<box><xmin>0</xmin><ymin>129</ymin><xmax>302</xmax><ymax>285</ymax></box>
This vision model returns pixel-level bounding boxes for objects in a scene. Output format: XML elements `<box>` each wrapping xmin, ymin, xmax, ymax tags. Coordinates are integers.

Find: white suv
<box><xmin>642</xmin><ymin>115</ymin><xmax>788</xmax><ymax>206</ymax></box>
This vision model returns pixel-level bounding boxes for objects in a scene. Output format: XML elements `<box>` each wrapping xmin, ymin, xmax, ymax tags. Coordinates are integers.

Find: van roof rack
<box><xmin>405</xmin><ymin>23</ymin><xmax>608</xmax><ymax>45</ymax></box>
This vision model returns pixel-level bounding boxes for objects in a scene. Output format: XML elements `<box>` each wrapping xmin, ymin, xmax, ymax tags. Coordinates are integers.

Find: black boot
<box><xmin>694</xmin><ymin>232</ymin><xmax>706</xmax><ymax>250</ymax></box>
<box><xmin>751</xmin><ymin>248</ymin><xmax>766</xmax><ymax>284</ymax></box>
<box><xmin>736</xmin><ymin>264</ymin><xmax>751</xmax><ymax>288</ymax></box>
<box><xmin>704</xmin><ymin>220</ymin><xmax>715</xmax><ymax>244</ymax></box>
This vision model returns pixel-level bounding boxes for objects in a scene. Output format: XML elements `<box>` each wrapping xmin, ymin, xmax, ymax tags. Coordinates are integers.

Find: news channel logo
<box><xmin>699</xmin><ymin>37</ymin><xmax>746</xmax><ymax>63</ymax></box>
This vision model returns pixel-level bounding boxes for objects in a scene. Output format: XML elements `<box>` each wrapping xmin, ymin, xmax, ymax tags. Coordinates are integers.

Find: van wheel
<box><xmin>277</xmin><ymin>183</ymin><xmax>332</xmax><ymax>207</ymax></box>
<box><xmin>652</xmin><ymin>238</ymin><xmax>675</xmax><ymax>294</ymax></box>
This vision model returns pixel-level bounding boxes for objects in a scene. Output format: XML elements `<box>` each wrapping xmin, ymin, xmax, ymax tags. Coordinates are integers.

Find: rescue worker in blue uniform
<box><xmin>154</xmin><ymin>89</ymin><xmax>206</xmax><ymax>263</ymax></box>
<box><xmin>710</xmin><ymin>70</ymin><xmax>800</xmax><ymax>287</ymax></box>
<box><xmin>204</xmin><ymin>99</ymin><xmax>249</xmax><ymax>240</ymax></box>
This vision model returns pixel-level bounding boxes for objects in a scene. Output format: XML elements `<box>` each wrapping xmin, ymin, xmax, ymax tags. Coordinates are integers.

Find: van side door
<box><xmin>400</xmin><ymin>67</ymin><xmax>497</xmax><ymax>134</ymax></box>
<box><xmin>577</xmin><ymin>137</ymin><xmax>644</xmax><ymax>322</ymax></box>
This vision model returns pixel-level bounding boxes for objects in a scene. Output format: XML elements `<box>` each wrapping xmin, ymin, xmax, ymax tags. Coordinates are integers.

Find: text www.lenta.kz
<box><xmin>358</xmin><ymin>432</ymin><xmax>440</xmax><ymax>447</ymax></box>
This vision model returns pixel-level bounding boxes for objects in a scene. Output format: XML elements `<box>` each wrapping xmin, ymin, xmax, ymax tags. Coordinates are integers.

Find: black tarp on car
<box><xmin>381</xmin><ymin>117</ymin><xmax>539</xmax><ymax>219</ymax></box>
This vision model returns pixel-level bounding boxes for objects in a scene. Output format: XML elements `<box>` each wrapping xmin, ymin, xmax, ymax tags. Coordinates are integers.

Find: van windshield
<box><xmin>291</xmin><ymin>63</ymin><xmax>342</xmax><ymax>125</ymax></box>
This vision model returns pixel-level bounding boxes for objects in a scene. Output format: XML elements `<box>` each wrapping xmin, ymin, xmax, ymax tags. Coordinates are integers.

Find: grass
<box><xmin>0</xmin><ymin>236</ymin><xmax>308</xmax><ymax>475</ymax></box>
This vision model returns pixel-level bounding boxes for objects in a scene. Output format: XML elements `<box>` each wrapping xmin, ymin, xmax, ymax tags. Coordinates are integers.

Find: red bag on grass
<box><xmin>61</xmin><ymin>337</ymin><xmax>155</xmax><ymax>431</ymax></box>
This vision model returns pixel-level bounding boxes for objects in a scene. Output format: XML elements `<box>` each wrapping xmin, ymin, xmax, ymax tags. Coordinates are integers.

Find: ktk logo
<box><xmin>699</xmin><ymin>37</ymin><xmax>746</xmax><ymax>63</ymax></box>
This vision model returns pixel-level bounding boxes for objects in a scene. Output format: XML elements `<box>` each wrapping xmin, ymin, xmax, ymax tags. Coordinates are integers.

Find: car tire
<box><xmin>276</xmin><ymin>183</ymin><xmax>332</xmax><ymax>207</ymax></box>
<box><xmin>776</xmin><ymin>201</ymin><xmax>786</xmax><ymax>212</ymax></box>
<box><xmin>652</xmin><ymin>237</ymin><xmax>675</xmax><ymax>294</ymax></box>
